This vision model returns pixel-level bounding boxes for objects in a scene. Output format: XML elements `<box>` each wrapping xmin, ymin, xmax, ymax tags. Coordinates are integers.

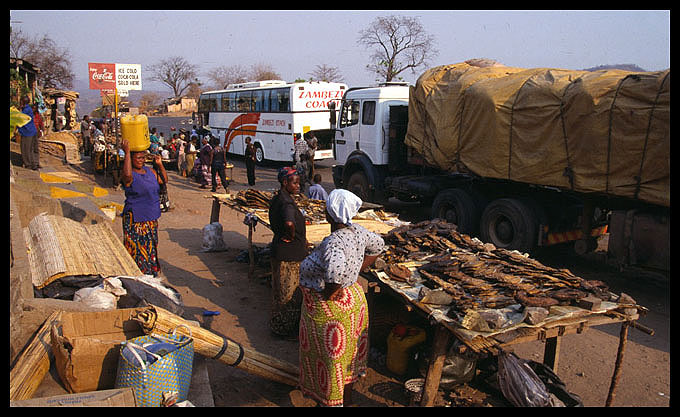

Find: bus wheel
<box><xmin>254</xmin><ymin>144</ymin><xmax>265</xmax><ymax>165</ymax></box>
<box><xmin>431</xmin><ymin>189</ymin><xmax>479</xmax><ymax>235</ymax></box>
<box><xmin>479</xmin><ymin>198</ymin><xmax>537</xmax><ymax>253</ymax></box>
<box><xmin>345</xmin><ymin>171</ymin><xmax>370</xmax><ymax>202</ymax></box>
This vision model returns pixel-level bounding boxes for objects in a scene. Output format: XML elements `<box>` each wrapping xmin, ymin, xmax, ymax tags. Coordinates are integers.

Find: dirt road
<box><xmin>67</xmin><ymin>153</ymin><xmax>670</xmax><ymax>407</ymax></box>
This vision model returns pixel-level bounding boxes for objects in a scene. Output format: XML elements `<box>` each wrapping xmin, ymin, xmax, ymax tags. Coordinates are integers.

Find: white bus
<box><xmin>197</xmin><ymin>80</ymin><xmax>346</xmax><ymax>164</ymax></box>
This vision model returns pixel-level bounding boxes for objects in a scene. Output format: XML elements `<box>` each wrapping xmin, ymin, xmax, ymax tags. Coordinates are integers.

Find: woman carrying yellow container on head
<box><xmin>120</xmin><ymin>115</ymin><xmax>167</xmax><ymax>277</ymax></box>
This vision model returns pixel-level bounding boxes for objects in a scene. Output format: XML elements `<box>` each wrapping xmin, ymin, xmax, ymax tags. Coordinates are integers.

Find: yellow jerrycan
<box><xmin>386</xmin><ymin>324</ymin><xmax>426</xmax><ymax>375</ymax></box>
<box><xmin>120</xmin><ymin>114</ymin><xmax>150</xmax><ymax>152</ymax></box>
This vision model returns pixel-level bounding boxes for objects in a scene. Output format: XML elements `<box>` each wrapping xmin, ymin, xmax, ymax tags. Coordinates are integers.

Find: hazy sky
<box><xmin>10</xmin><ymin>10</ymin><xmax>670</xmax><ymax>94</ymax></box>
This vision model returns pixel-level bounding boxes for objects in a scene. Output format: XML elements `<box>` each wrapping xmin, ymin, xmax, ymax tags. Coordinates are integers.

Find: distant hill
<box><xmin>582</xmin><ymin>64</ymin><xmax>648</xmax><ymax>72</ymax></box>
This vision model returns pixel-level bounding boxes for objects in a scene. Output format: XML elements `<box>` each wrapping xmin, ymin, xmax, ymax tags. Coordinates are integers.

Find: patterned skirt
<box><xmin>122</xmin><ymin>211</ymin><xmax>161</xmax><ymax>277</ymax></box>
<box><xmin>298</xmin><ymin>281</ymin><xmax>369</xmax><ymax>407</ymax></box>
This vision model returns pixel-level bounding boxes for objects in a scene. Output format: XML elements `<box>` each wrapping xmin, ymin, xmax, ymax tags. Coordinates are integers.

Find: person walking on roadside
<box><xmin>297</xmin><ymin>189</ymin><xmax>385</xmax><ymax>407</ymax></box>
<box><xmin>210</xmin><ymin>138</ymin><xmax>229</xmax><ymax>193</ymax></box>
<box><xmin>17</xmin><ymin>96</ymin><xmax>39</xmax><ymax>170</ymax></box>
<box><xmin>80</xmin><ymin>115</ymin><xmax>92</xmax><ymax>156</ymax></box>
<box><xmin>244</xmin><ymin>136</ymin><xmax>256</xmax><ymax>186</ymax></box>
<box><xmin>268</xmin><ymin>167</ymin><xmax>310</xmax><ymax>337</ymax></box>
<box><xmin>120</xmin><ymin>139</ymin><xmax>167</xmax><ymax>277</ymax></box>
<box><xmin>185</xmin><ymin>136</ymin><xmax>197</xmax><ymax>178</ymax></box>
<box><xmin>177</xmin><ymin>134</ymin><xmax>186</xmax><ymax>176</ymax></box>
<box><xmin>31</xmin><ymin>104</ymin><xmax>44</xmax><ymax>168</ymax></box>
<box><xmin>197</xmin><ymin>136</ymin><xmax>212</xmax><ymax>188</ymax></box>
<box><xmin>305</xmin><ymin>132</ymin><xmax>318</xmax><ymax>181</ymax></box>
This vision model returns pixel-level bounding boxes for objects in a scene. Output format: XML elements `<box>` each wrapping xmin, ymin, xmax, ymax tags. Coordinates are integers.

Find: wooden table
<box><xmin>363</xmin><ymin>270</ymin><xmax>650</xmax><ymax>407</ymax></box>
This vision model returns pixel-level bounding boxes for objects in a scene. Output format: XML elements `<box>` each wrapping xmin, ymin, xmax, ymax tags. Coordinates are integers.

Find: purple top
<box><xmin>123</xmin><ymin>166</ymin><xmax>161</xmax><ymax>222</ymax></box>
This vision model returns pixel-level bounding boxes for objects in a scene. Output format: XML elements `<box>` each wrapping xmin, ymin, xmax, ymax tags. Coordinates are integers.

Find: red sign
<box><xmin>88</xmin><ymin>63</ymin><xmax>116</xmax><ymax>90</ymax></box>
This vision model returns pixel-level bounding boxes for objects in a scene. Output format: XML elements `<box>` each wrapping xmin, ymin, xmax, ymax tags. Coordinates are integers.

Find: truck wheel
<box><xmin>479</xmin><ymin>198</ymin><xmax>537</xmax><ymax>253</ymax></box>
<box><xmin>431</xmin><ymin>189</ymin><xmax>479</xmax><ymax>235</ymax></box>
<box><xmin>345</xmin><ymin>171</ymin><xmax>370</xmax><ymax>201</ymax></box>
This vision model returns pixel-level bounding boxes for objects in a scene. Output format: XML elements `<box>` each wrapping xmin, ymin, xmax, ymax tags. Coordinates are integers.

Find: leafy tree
<box><xmin>149</xmin><ymin>56</ymin><xmax>198</xmax><ymax>98</ymax></box>
<box><xmin>358</xmin><ymin>15</ymin><xmax>438</xmax><ymax>82</ymax></box>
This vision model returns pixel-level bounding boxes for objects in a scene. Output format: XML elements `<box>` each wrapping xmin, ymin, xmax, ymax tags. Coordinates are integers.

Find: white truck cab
<box><xmin>333</xmin><ymin>83</ymin><xmax>409</xmax><ymax>166</ymax></box>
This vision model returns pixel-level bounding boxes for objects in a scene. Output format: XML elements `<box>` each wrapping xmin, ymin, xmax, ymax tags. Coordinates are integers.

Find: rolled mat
<box><xmin>130</xmin><ymin>305</ymin><xmax>299</xmax><ymax>386</ymax></box>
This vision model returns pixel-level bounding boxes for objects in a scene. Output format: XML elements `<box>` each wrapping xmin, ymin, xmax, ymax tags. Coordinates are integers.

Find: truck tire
<box><xmin>345</xmin><ymin>170</ymin><xmax>370</xmax><ymax>201</ymax></box>
<box><xmin>479</xmin><ymin>198</ymin><xmax>537</xmax><ymax>253</ymax></box>
<box><xmin>431</xmin><ymin>189</ymin><xmax>479</xmax><ymax>235</ymax></box>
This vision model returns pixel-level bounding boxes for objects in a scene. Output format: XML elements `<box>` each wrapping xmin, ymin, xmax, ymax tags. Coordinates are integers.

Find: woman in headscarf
<box><xmin>268</xmin><ymin>167</ymin><xmax>310</xmax><ymax>337</ymax></box>
<box><xmin>296</xmin><ymin>189</ymin><xmax>385</xmax><ymax>407</ymax></box>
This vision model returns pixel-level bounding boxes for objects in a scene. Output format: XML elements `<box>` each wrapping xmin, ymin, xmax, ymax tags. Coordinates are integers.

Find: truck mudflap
<box><xmin>539</xmin><ymin>225</ymin><xmax>609</xmax><ymax>246</ymax></box>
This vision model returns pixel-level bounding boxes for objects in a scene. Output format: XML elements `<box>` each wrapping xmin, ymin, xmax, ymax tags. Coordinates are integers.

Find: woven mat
<box><xmin>24</xmin><ymin>213</ymin><xmax>142</xmax><ymax>289</ymax></box>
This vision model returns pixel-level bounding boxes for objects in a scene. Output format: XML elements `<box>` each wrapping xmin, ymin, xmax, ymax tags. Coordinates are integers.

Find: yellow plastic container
<box><xmin>386</xmin><ymin>325</ymin><xmax>426</xmax><ymax>375</ymax></box>
<box><xmin>120</xmin><ymin>114</ymin><xmax>150</xmax><ymax>152</ymax></box>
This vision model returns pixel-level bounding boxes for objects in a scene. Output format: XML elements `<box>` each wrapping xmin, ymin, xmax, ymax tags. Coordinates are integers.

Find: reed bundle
<box><xmin>10</xmin><ymin>311</ymin><xmax>63</xmax><ymax>401</ymax></box>
<box><xmin>130</xmin><ymin>305</ymin><xmax>299</xmax><ymax>387</ymax></box>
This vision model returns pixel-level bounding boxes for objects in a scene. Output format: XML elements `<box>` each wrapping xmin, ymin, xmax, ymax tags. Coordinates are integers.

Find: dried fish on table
<box><xmin>385</xmin><ymin>264</ymin><xmax>413</xmax><ymax>282</ymax></box>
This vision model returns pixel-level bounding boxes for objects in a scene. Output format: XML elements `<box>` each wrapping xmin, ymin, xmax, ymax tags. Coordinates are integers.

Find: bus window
<box><xmin>237</xmin><ymin>91</ymin><xmax>251</xmax><ymax>112</ymax></box>
<box><xmin>272</xmin><ymin>88</ymin><xmax>290</xmax><ymax>112</ymax></box>
<box><xmin>221</xmin><ymin>93</ymin><xmax>233</xmax><ymax>112</ymax></box>
<box><xmin>252</xmin><ymin>90</ymin><xmax>263</xmax><ymax>112</ymax></box>
<box><xmin>261</xmin><ymin>89</ymin><xmax>270</xmax><ymax>112</ymax></box>
<box><xmin>362</xmin><ymin>101</ymin><xmax>376</xmax><ymax>125</ymax></box>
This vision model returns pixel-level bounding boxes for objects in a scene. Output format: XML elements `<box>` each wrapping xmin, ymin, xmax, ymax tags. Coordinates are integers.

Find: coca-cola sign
<box><xmin>88</xmin><ymin>63</ymin><xmax>116</xmax><ymax>90</ymax></box>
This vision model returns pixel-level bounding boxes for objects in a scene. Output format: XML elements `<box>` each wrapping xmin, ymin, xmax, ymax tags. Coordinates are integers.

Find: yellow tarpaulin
<box><xmin>405</xmin><ymin>61</ymin><xmax>670</xmax><ymax>207</ymax></box>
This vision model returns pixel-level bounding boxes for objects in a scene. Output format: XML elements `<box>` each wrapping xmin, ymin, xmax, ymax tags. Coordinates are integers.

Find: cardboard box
<box><xmin>50</xmin><ymin>308</ymin><xmax>144</xmax><ymax>393</ymax></box>
<box><xmin>10</xmin><ymin>387</ymin><xmax>137</xmax><ymax>407</ymax></box>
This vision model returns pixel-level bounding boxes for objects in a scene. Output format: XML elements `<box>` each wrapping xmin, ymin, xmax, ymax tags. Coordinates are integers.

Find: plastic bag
<box><xmin>201</xmin><ymin>222</ymin><xmax>227</xmax><ymax>252</ymax></box>
<box><xmin>497</xmin><ymin>351</ymin><xmax>551</xmax><ymax>407</ymax></box>
<box><xmin>73</xmin><ymin>277</ymin><xmax>127</xmax><ymax>310</ymax></box>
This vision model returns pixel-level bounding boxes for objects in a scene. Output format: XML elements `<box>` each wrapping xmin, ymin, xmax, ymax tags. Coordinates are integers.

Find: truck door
<box><xmin>335</xmin><ymin>99</ymin><xmax>361</xmax><ymax>163</ymax></box>
<box><xmin>359</xmin><ymin>100</ymin><xmax>380</xmax><ymax>164</ymax></box>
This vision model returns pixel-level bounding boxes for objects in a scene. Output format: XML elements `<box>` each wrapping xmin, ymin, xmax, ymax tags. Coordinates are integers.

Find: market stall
<box><xmin>208</xmin><ymin>189</ymin><xmax>404</xmax><ymax>278</ymax></box>
<box><xmin>362</xmin><ymin>219</ymin><xmax>651</xmax><ymax>406</ymax></box>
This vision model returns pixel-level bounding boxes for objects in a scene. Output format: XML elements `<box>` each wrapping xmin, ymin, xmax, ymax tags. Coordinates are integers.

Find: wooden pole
<box><xmin>420</xmin><ymin>324</ymin><xmax>450</xmax><ymax>406</ymax></box>
<box><xmin>605</xmin><ymin>321</ymin><xmax>630</xmax><ymax>406</ymax></box>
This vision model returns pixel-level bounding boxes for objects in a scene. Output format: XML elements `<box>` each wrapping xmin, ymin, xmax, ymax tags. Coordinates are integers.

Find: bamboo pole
<box><xmin>131</xmin><ymin>305</ymin><xmax>299</xmax><ymax>386</ymax></box>
<box><xmin>10</xmin><ymin>311</ymin><xmax>63</xmax><ymax>401</ymax></box>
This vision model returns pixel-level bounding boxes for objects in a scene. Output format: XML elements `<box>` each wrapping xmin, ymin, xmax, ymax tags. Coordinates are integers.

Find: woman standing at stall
<box><xmin>268</xmin><ymin>167</ymin><xmax>310</xmax><ymax>337</ymax></box>
<box><xmin>297</xmin><ymin>189</ymin><xmax>385</xmax><ymax>407</ymax></box>
<box><xmin>120</xmin><ymin>139</ymin><xmax>167</xmax><ymax>277</ymax></box>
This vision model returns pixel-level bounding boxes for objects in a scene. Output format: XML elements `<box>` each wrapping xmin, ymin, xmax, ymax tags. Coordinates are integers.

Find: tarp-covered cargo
<box><xmin>405</xmin><ymin>61</ymin><xmax>670</xmax><ymax>207</ymax></box>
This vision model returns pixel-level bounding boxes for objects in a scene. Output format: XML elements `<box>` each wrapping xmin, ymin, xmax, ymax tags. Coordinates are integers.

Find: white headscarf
<box><xmin>326</xmin><ymin>189</ymin><xmax>362</xmax><ymax>225</ymax></box>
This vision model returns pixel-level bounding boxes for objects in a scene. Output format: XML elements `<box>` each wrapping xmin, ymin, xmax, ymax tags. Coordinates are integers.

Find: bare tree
<box><xmin>358</xmin><ymin>15</ymin><xmax>438</xmax><ymax>82</ymax></box>
<box><xmin>139</xmin><ymin>92</ymin><xmax>162</xmax><ymax>113</ymax></box>
<box><xmin>249</xmin><ymin>63</ymin><xmax>281</xmax><ymax>81</ymax></box>
<box><xmin>309</xmin><ymin>64</ymin><xmax>344</xmax><ymax>82</ymax></box>
<box><xmin>11</xmin><ymin>28</ymin><xmax>75</xmax><ymax>89</ymax></box>
<box><xmin>206</xmin><ymin>64</ymin><xmax>249</xmax><ymax>89</ymax></box>
<box><xmin>149</xmin><ymin>56</ymin><xmax>198</xmax><ymax>98</ymax></box>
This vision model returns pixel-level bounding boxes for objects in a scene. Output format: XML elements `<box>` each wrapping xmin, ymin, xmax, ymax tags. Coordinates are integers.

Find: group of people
<box><xmin>269</xmin><ymin>166</ymin><xmax>384</xmax><ymax>407</ymax></box>
<box><xmin>117</xmin><ymin>122</ymin><xmax>371</xmax><ymax>406</ymax></box>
